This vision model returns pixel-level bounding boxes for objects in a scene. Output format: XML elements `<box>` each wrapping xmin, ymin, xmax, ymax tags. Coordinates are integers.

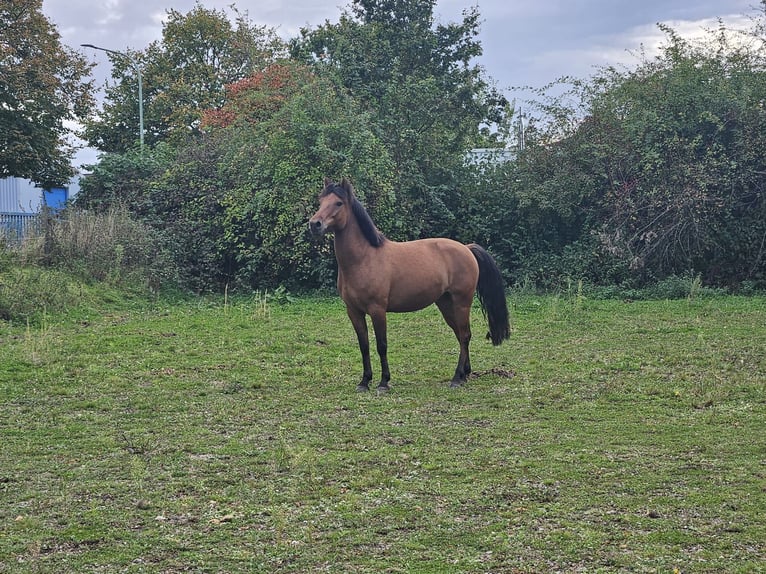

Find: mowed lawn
<box><xmin>1</xmin><ymin>294</ymin><xmax>764</xmax><ymax>573</ymax></box>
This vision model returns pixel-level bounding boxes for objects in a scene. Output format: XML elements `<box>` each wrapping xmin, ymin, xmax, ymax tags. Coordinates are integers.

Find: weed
<box><xmin>252</xmin><ymin>290</ymin><xmax>271</xmax><ymax>319</ymax></box>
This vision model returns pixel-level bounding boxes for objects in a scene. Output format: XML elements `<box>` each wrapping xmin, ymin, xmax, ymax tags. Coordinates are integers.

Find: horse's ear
<box><xmin>341</xmin><ymin>177</ymin><xmax>354</xmax><ymax>195</ymax></box>
<box><xmin>323</xmin><ymin>177</ymin><xmax>332</xmax><ymax>189</ymax></box>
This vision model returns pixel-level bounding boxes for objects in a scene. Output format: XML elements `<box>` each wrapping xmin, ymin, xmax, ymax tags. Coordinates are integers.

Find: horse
<box><xmin>309</xmin><ymin>177</ymin><xmax>510</xmax><ymax>392</ymax></box>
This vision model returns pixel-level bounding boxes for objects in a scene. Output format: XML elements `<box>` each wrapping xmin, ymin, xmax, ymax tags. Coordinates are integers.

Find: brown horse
<box><xmin>309</xmin><ymin>177</ymin><xmax>510</xmax><ymax>392</ymax></box>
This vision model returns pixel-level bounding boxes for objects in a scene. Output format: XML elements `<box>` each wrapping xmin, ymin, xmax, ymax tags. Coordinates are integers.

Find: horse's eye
<box><xmin>336</xmin><ymin>201</ymin><xmax>343</xmax><ymax>207</ymax></box>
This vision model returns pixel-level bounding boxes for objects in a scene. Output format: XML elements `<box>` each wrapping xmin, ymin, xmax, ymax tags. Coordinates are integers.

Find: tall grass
<box><xmin>42</xmin><ymin>206</ymin><xmax>176</xmax><ymax>286</ymax></box>
<box><xmin>0</xmin><ymin>206</ymin><xmax>177</xmax><ymax>323</ymax></box>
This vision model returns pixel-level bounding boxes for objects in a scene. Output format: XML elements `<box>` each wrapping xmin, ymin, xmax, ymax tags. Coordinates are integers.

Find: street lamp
<box><xmin>81</xmin><ymin>43</ymin><xmax>144</xmax><ymax>151</ymax></box>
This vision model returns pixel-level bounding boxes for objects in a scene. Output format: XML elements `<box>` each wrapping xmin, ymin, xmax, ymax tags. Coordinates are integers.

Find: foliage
<box><xmin>70</xmin><ymin>1</ymin><xmax>766</xmax><ymax>293</ymax></box>
<box><xmin>76</xmin><ymin>0</ymin><xmax>512</xmax><ymax>291</ymax></box>
<box><xmin>76</xmin><ymin>139</ymin><xmax>230</xmax><ymax>291</ymax></box>
<box><xmin>290</xmin><ymin>0</ymin><xmax>511</xmax><ymax>238</ymax></box>
<box><xmin>210</xmin><ymin>62</ymin><xmax>398</xmax><ymax>291</ymax></box>
<box><xmin>0</xmin><ymin>206</ymin><xmax>174</xmax><ymax>322</ymax></box>
<box><xmin>41</xmin><ymin>206</ymin><xmax>177</xmax><ymax>288</ymax></box>
<box><xmin>487</xmin><ymin>8</ymin><xmax>766</xmax><ymax>290</ymax></box>
<box><xmin>75</xmin><ymin>143</ymin><xmax>176</xmax><ymax>214</ymax></box>
<box><xmin>0</xmin><ymin>0</ymin><xmax>94</xmax><ymax>187</ymax></box>
<box><xmin>1</xmin><ymin>295</ymin><xmax>764</xmax><ymax>571</ymax></box>
<box><xmin>586</xmin><ymin>24</ymin><xmax>766</xmax><ymax>286</ymax></box>
<box><xmin>79</xmin><ymin>62</ymin><xmax>396</xmax><ymax>292</ymax></box>
<box><xmin>0</xmin><ymin>264</ymin><xmax>83</xmax><ymax>323</ymax></box>
<box><xmin>83</xmin><ymin>4</ymin><xmax>286</xmax><ymax>152</ymax></box>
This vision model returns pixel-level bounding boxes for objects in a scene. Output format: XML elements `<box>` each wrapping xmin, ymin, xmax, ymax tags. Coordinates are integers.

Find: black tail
<box><xmin>468</xmin><ymin>244</ymin><xmax>511</xmax><ymax>346</ymax></box>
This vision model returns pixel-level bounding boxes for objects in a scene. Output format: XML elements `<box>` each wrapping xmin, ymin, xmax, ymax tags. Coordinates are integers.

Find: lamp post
<box><xmin>81</xmin><ymin>43</ymin><xmax>144</xmax><ymax>151</ymax></box>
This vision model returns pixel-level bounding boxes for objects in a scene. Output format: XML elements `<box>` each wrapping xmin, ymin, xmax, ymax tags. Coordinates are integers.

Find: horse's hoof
<box><xmin>357</xmin><ymin>383</ymin><xmax>370</xmax><ymax>393</ymax></box>
<box><xmin>449</xmin><ymin>379</ymin><xmax>465</xmax><ymax>388</ymax></box>
<box><xmin>376</xmin><ymin>384</ymin><xmax>391</xmax><ymax>394</ymax></box>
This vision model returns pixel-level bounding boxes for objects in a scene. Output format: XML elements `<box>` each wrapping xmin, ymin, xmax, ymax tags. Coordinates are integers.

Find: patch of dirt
<box><xmin>469</xmin><ymin>367</ymin><xmax>516</xmax><ymax>379</ymax></box>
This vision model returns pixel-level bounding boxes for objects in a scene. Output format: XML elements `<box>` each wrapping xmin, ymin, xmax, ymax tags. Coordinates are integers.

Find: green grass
<box><xmin>1</xmin><ymin>294</ymin><xmax>764</xmax><ymax>573</ymax></box>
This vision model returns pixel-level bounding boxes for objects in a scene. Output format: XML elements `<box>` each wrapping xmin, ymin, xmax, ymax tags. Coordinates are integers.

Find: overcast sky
<box><xmin>41</xmin><ymin>0</ymin><xmax>757</xmax><ymax>167</ymax></box>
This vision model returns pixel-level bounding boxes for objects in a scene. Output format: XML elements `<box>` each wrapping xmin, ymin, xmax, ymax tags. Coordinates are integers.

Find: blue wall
<box><xmin>44</xmin><ymin>187</ymin><xmax>68</xmax><ymax>210</ymax></box>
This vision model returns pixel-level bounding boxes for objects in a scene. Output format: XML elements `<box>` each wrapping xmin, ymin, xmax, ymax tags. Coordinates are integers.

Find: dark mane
<box><xmin>321</xmin><ymin>181</ymin><xmax>386</xmax><ymax>248</ymax></box>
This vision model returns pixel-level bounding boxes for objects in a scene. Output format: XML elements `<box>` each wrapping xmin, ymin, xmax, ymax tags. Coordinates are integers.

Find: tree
<box><xmin>290</xmin><ymin>0</ymin><xmax>510</xmax><ymax>238</ymax></box>
<box><xmin>78</xmin><ymin>62</ymin><xmax>396</xmax><ymax>292</ymax></box>
<box><xmin>493</xmin><ymin>7</ymin><xmax>766</xmax><ymax>289</ymax></box>
<box><xmin>84</xmin><ymin>3</ymin><xmax>286</xmax><ymax>153</ymax></box>
<box><xmin>585</xmin><ymin>22</ymin><xmax>766</xmax><ymax>286</ymax></box>
<box><xmin>0</xmin><ymin>0</ymin><xmax>94</xmax><ymax>187</ymax></box>
<box><xmin>202</xmin><ymin>61</ymin><xmax>398</xmax><ymax>290</ymax></box>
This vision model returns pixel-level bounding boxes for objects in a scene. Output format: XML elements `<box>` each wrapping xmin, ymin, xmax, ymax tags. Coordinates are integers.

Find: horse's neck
<box><xmin>333</xmin><ymin>217</ymin><xmax>376</xmax><ymax>268</ymax></box>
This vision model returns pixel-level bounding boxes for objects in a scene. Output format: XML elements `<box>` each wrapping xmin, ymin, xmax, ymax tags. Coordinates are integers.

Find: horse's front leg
<box><xmin>347</xmin><ymin>307</ymin><xmax>373</xmax><ymax>392</ymax></box>
<box><xmin>368</xmin><ymin>306</ymin><xmax>391</xmax><ymax>392</ymax></box>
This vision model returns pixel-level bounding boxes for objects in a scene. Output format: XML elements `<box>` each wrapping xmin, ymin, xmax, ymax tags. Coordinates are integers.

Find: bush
<box><xmin>25</xmin><ymin>206</ymin><xmax>178</xmax><ymax>291</ymax></box>
<box><xmin>585</xmin><ymin>273</ymin><xmax>728</xmax><ymax>301</ymax></box>
<box><xmin>1</xmin><ymin>206</ymin><xmax>180</xmax><ymax>323</ymax></box>
<box><xmin>1</xmin><ymin>206</ymin><xmax>178</xmax><ymax>317</ymax></box>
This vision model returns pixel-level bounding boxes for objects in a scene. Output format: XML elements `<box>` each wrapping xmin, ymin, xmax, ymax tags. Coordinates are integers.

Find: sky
<box><xmin>41</xmin><ymin>0</ymin><xmax>757</xmax><ymax>168</ymax></box>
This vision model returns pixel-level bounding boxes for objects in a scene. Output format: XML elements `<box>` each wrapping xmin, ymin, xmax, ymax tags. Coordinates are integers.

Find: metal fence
<box><xmin>0</xmin><ymin>212</ymin><xmax>41</xmax><ymax>243</ymax></box>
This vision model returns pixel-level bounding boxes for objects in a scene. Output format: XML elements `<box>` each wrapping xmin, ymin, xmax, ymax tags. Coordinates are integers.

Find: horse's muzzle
<box><xmin>309</xmin><ymin>219</ymin><xmax>326</xmax><ymax>236</ymax></box>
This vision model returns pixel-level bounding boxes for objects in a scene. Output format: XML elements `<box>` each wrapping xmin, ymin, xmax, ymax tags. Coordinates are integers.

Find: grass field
<box><xmin>1</xmin><ymin>293</ymin><xmax>764</xmax><ymax>573</ymax></box>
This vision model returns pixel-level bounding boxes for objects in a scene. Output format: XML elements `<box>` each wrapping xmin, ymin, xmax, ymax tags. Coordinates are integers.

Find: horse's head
<box><xmin>309</xmin><ymin>177</ymin><xmax>386</xmax><ymax>246</ymax></box>
<box><xmin>309</xmin><ymin>177</ymin><xmax>354</xmax><ymax>237</ymax></box>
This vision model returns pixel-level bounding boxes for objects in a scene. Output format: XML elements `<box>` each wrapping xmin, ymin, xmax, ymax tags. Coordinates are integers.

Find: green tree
<box><xmin>75</xmin><ymin>143</ymin><xmax>176</xmax><ymax>216</ymax></box>
<box><xmin>75</xmin><ymin>140</ymin><xmax>229</xmax><ymax>291</ymax></box>
<box><xmin>84</xmin><ymin>3</ymin><xmax>285</xmax><ymax>153</ymax></box>
<box><xmin>494</xmin><ymin>7</ymin><xmax>766</xmax><ymax>289</ymax></box>
<box><xmin>204</xmin><ymin>61</ymin><xmax>397</xmax><ymax>290</ymax></box>
<box><xmin>584</xmin><ymin>22</ymin><xmax>766</xmax><ymax>286</ymax></box>
<box><xmin>0</xmin><ymin>0</ymin><xmax>94</xmax><ymax>187</ymax></box>
<box><xmin>79</xmin><ymin>62</ymin><xmax>396</xmax><ymax>291</ymax></box>
<box><xmin>290</xmin><ymin>0</ymin><xmax>510</xmax><ymax>238</ymax></box>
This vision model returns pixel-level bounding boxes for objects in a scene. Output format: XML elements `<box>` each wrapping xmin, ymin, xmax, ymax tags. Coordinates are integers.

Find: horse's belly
<box><xmin>386</xmin><ymin>285</ymin><xmax>444</xmax><ymax>312</ymax></box>
<box><xmin>387</xmin><ymin>297</ymin><xmax>433</xmax><ymax>313</ymax></box>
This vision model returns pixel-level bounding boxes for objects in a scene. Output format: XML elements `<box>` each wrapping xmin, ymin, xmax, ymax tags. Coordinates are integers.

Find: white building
<box><xmin>465</xmin><ymin>148</ymin><xmax>515</xmax><ymax>167</ymax></box>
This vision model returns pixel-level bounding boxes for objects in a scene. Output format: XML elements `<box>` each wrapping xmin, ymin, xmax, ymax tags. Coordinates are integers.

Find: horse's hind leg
<box><xmin>436</xmin><ymin>293</ymin><xmax>472</xmax><ymax>387</ymax></box>
<box><xmin>347</xmin><ymin>307</ymin><xmax>373</xmax><ymax>392</ymax></box>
